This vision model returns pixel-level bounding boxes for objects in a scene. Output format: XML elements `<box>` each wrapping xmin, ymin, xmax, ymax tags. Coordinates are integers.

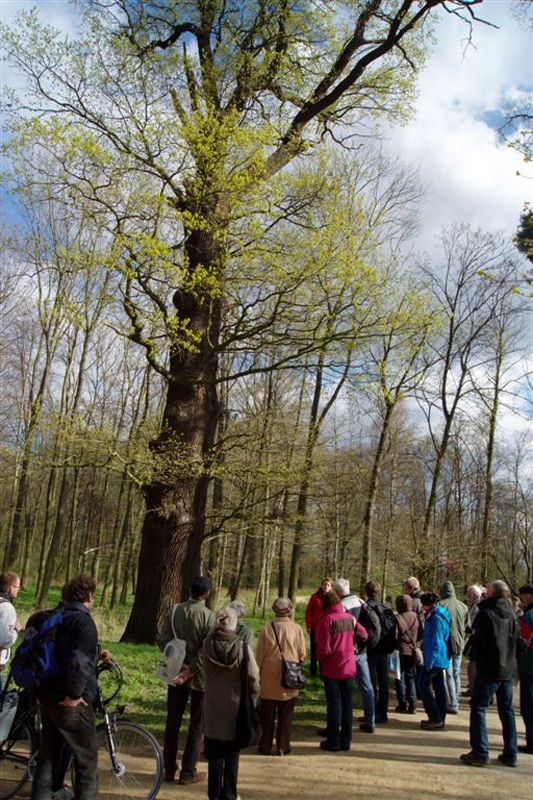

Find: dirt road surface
<box><xmin>162</xmin><ymin>700</ymin><xmax>531</xmax><ymax>800</ymax></box>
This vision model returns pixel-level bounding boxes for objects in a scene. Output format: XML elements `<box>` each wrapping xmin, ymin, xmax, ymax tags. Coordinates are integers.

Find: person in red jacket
<box><xmin>305</xmin><ymin>578</ymin><xmax>332</xmax><ymax>677</ymax></box>
<box><xmin>315</xmin><ymin>590</ymin><xmax>368</xmax><ymax>752</ymax></box>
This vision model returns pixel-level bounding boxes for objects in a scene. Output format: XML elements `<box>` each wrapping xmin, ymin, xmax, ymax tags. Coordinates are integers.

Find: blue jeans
<box><xmin>419</xmin><ymin>667</ymin><xmax>447</xmax><ymax>724</ymax></box>
<box><xmin>469</xmin><ymin>675</ymin><xmax>517</xmax><ymax>762</ymax></box>
<box><xmin>355</xmin><ymin>650</ymin><xmax>375</xmax><ymax>726</ymax></box>
<box><xmin>396</xmin><ymin>654</ymin><xmax>417</xmax><ymax>706</ymax></box>
<box><xmin>519</xmin><ymin>672</ymin><xmax>533</xmax><ymax>749</ymax></box>
<box><xmin>445</xmin><ymin>654</ymin><xmax>461</xmax><ymax>710</ymax></box>
<box><xmin>322</xmin><ymin>676</ymin><xmax>353</xmax><ymax>749</ymax></box>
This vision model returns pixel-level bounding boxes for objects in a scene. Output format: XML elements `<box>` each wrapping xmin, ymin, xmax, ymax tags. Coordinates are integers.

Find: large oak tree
<box><xmin>2</xmin><ymin>0</ymin><xmax>489</xmax><ymax>640</ymax></box>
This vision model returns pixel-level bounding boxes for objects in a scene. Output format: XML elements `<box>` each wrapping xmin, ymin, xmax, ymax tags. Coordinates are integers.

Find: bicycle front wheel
<box><xmin>0</xmin><ymin>719</ymin><xmax>37</xmax><ymax>800</ymax></box>
<box><xmin>96</xmin><ymin>719</ymin><xmax>163</xmax><ymax>800</ymax></box>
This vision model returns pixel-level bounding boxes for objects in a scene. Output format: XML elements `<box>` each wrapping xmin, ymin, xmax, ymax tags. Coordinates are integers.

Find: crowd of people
<box><xmin>1</xmin><ymin>570</ymin><xmax>532</xmax><ymax>800</ymax></box>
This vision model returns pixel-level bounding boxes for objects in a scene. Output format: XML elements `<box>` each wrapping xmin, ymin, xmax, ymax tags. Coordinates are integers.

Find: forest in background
<box><xmin>0</xmin><ymin>1</ymin><xmax>532</xmax><ymax>635</ymax></box>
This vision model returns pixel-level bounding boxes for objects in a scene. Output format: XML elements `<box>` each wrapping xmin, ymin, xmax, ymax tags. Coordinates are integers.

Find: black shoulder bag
<box><xmin>271</xmin><ymin>622</ymin><xmax>306</xmax><ymax>689</ymax></box>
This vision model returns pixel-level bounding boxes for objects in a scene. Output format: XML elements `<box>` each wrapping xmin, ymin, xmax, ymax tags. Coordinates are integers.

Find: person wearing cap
<box><xmin>202</xmin><ymin>606</ymin><xmax>260</xmax><ymax>800</ymax></box>
<box><xmin>460</xmin><ymin>580</ymin><xmax>519</xmax><ymax>767</ymax></box>
<box><xmin>518</xmin><ymin>583</ymin><xmax>533</xmax><ymax>755</ymax></box>
<box><xmin>255</xmin><ymin>598</ymin><xmax>306</xmax><ymax>756</ymax></box>
<box><xmin>157</xmin><ymin>576</ymin><xmax>216</xmax><ymax>785</ymax></box>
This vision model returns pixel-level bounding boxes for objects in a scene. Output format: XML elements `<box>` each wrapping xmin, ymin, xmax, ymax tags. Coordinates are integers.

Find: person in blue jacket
<box><xmin>418</xmin><ymin>592</ymin><xmax>451</xmax><ymax>730</ymax></box>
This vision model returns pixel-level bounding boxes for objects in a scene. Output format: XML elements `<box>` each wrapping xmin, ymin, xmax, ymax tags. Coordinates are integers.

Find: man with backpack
<box><xmin>157</xmin><ymin>575</ymin><xmax>216</xmax><ymax>785</ymax></box>
<box><xmin>30</xmin><ymin>574</ymin><xmax>99</xmax><ymax>800</ymax></box>
<box><xmin>0</xmin><ymin>571</ymin><xmax>21</xmax><ymax>690</ymax></box>
<box><xmin>333</xmin><ymin>578</ymin><xmax>379</xmax><ymax>733</ymax></box>
<box><xmin>365</xmin><ymin>580</ymin><xmax>398</xmax><ymax>724</ymax></box>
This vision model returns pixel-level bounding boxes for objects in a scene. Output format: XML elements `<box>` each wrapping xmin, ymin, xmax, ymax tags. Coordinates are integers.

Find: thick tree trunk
<box><xmin>122</xmin><ymin>226</ymin><xmax>222</xmax><ymax>642</ymax></box>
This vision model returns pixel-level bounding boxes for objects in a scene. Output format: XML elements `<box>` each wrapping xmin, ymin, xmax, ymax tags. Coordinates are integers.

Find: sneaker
<box><xmin>358</xmin><ymin>723</ymin><xmax>375</xmax><ymax>733</ymax></box>
<box><xmin>518</xmin><ymin>745</ymin><xmax>533</xmax><ymax>754</ymax></box>
<box><xmin>497</xmin><ymin>754</ymin><xmax>517</xmax><ymax>767</ymax></box>
<box><xmin>177</xmin><ymin>772</ymin><xmax>205</xmax><ymax>785</ymax></box>
<box><xmin>447</xmin><ymin>706</ymin><xmax>459</xmax><ymax>715</ymax></box>
<box><xmin>460</xmin><ymin>751</ymin><xmax>489</xmax><ymax>767</ymax></box>
<box><xmin>420</xmin><ymin>719</ymin><xmax>444</xmax><ymax>730</ymax></box>
<box><xmin>52</xmin><ymin>789</ymin><xmax>74</xmax><ymax>800</ymax></box>
<box><xmin>319</xmin><ymin>740</ymin><xmax>340</xmax><ymax>752</ymax></box>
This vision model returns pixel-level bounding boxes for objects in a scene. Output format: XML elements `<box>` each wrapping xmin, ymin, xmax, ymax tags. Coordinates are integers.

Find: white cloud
<box><xmin>382</xmin><ymin>0</ymin><xmax>532</xmax><ymax>252</ymax></box>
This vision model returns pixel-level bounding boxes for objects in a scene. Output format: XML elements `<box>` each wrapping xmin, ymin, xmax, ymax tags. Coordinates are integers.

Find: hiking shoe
<box><xmin>359</xmin><ymin>723</ymin><xmax>375</xmax><ymax>733</ymax></box>
<box><xmin>518</xmin><ymin>745</ymin><xmax>533</xmax><ymax>754</ymax></box>
<box><xmin>178</xmin><ymin>772</ymin><xmax>205</xmax><ymax>785</ymax></box>
<box><xmin>497</xmin><ymin>754</ymin><xmax>517</xmax><ymax>767</ymax></box>
<box><xmin>460</xmin><ymin>751</ymin><xmax>489</xmax><ymax>767</ymax></box>
<box><xmin>420</xmin><ymin>719</ymin><xmax>444</xmax><ymax>730</ymax></box>
<box><xmin>319</xmin><ymin>740</ymin><xmax>340</xmax><ymax>752</ymax></box>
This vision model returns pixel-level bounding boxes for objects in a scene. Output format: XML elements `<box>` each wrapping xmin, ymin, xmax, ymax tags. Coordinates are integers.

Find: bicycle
<box><xmin>0</xmin><ymin>659</ymin><xmax>163</xmax><ymax>800</ymax></box>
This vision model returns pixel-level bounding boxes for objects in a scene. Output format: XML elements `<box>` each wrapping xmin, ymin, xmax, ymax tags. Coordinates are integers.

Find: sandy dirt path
<box><xmin>161</xmin><ymin>699</ymin><xmax>531</xmax><ymax>800</ymax></box>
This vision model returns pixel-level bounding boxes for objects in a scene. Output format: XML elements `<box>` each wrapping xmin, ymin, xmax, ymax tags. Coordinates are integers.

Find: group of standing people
<box><xmin>306</xmin><ymin>573</ymin><xmax>533</xmax><ymax>769</ymax></box>
<box><xmin>158</xmin><ymin>577</ymin><xmax>307</xmax><ymax>800</ymax></box>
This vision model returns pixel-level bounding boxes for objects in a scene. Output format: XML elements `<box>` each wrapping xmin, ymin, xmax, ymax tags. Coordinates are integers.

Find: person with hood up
<box><xmin>438</xmin><ymin>580</ymin><xmax>468</xmax><ymax>714</ymax></box>
<box><xmin>203</xmin><ymin>606</ymin><xmax>260</xmax><ymax>800</ymax></box>
<box><xmin>315</xmin><ymin>590</ymin><xmax>368</xmax><ymax>751</ymax></box>
<box><xmin>419</xmin><ymin>592</ymin><xmax>451</xmax><ymax>730</ymax></box>
<box><xmin>394</xmin><ymin>594</ymin><xmax>423</xmax><ymax>714</ymax></box>
<box><xmin>460</xmin><ymin>580</ymin><xmax>519</xmax><ymax>767</ymax></box>
<box><xmin>256</xmin><ymin>598</ymin><xmax>306</xmax><ymax>756</ymax></box>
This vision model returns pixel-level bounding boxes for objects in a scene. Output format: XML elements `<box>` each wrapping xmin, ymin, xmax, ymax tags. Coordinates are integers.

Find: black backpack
<box><xmin>372</xmin><ymin>603</ymin><xmax>398</xmax><ymax>654</ymax></box>
<box><xmin>353</xmin><ymin>603</ymin><xmax>382</xmax><ymax>650</ymax></box>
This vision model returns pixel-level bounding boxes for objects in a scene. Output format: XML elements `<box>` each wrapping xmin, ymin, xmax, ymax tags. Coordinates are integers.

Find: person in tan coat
<box><xmin>203</xmin><ymin>606</ymin><xmax>260</xmax><ymax>800</ymax></box>
<box><xmin>256</xmin><ymin>597</ymin><xmax>306</xmax><ymax>756</ymax></box>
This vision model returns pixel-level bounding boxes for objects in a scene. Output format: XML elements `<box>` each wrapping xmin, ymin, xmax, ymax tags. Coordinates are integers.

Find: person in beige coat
<box><xmin>203</xmin><ymin>606</ymin><xmax>260</xmax><ymax>800</ymax></box>
<box><xmin>256</xmin><ymin>597</ymin><xmax>307</xmax><ymax>756</ymax></box>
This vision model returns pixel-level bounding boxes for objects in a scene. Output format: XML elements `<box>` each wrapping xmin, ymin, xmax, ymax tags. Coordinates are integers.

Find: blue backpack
<box><xmin>10</xmin><ymin>609</ymin><xmax>75</xmax><ymax>690</ymax></box>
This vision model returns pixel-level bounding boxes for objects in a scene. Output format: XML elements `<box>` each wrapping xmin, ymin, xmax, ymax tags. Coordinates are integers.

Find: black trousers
<box><xmin>163</xmin><ymin>684</ymin><xmax>204</xmax><ymax>779</ymax></box>
<box><xmin>31</xmin><ymin>700</ymin><xmax>98</xmax><ymax>800</ymax></box>
<box><xmin>258</xmin><ymin>698</ymin><xmax>295</xmax><ymax>755</ymax></box>
<box><xmin>204</xmin><ymin>738</ymin><xmax>239</xmax><ymax>800</ymax></box>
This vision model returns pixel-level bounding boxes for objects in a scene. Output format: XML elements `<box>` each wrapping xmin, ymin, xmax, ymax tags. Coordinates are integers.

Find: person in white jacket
<box><xmin>0</xmin><ymin>571</ymin><xmax>21</xmax><ymax>689</ymax></box>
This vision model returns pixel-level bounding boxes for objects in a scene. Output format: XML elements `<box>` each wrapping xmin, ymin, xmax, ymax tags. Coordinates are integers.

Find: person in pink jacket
<box><xmin>315</xmin><ymin>590</ymin><xmax>368</xmax><ymax>752</ymax></box>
